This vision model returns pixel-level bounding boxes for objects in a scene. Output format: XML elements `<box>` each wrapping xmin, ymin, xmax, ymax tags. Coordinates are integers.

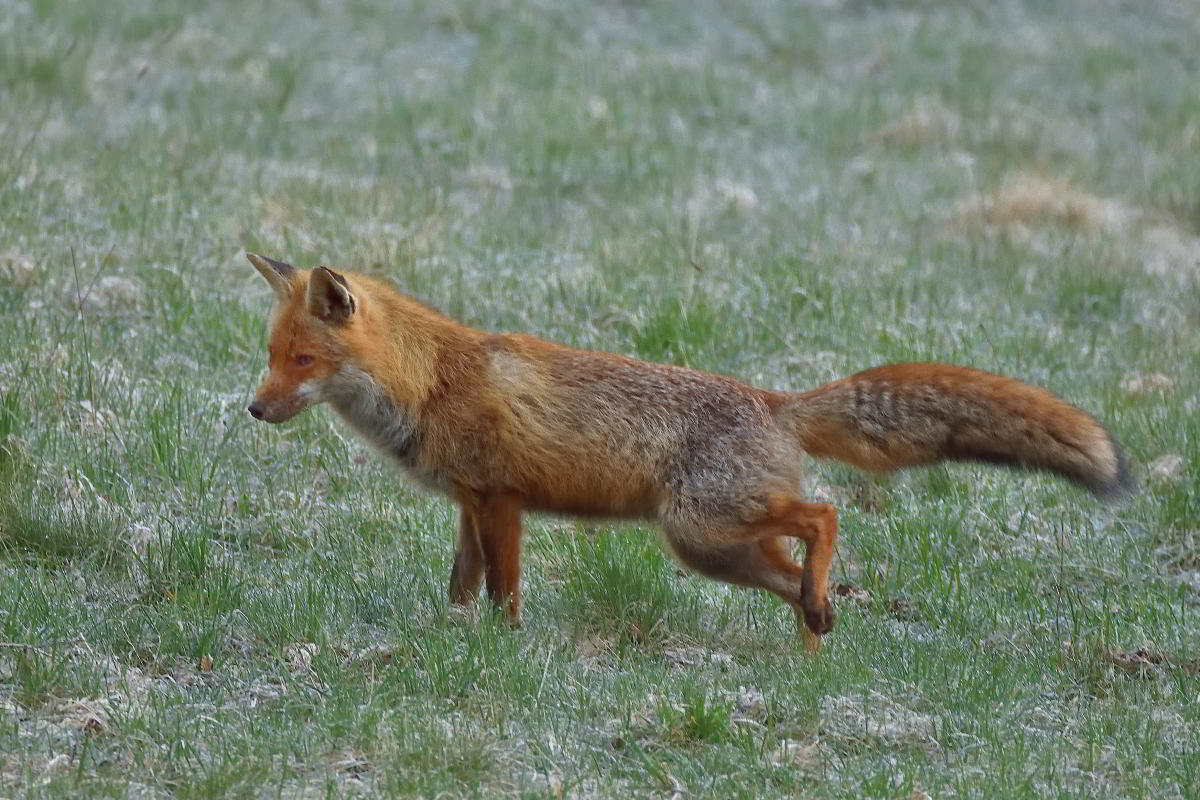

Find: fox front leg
<box><xmin>456</xmin><ymin>492</ymin><xmax>525</xmax><ymax>625</ymax></box>
<box><xmin>449</xmin><ymin>505</ymin><xmax>485</xmax><ymax>606</ymax></box>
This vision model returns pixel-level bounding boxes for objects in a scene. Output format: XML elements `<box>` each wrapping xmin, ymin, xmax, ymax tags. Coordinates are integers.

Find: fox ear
<box><xmin>307</xmin><ymin>267</ymin><xmax>356</xmax><ymax>324</ymax></box>
<box><xmin>247</xmin><ymin>253</ymin><xmax>296</xmax><ymax>299</ymax></box>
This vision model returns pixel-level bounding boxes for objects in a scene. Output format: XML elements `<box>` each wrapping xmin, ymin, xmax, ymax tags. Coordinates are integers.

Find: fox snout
<box><xmin>246</xmin><ymin>395</ymin><xmax>302</xmax><ymax>424</ymax></box>
<box><xmin>246</xmin><ymin>395</ymin><xmax>308</xmax><ymax>424</ymax></box>
<box><xmin>247</xmin><ymin>379</ymin><xmax>318</xmax><ymax>424</ymax></box>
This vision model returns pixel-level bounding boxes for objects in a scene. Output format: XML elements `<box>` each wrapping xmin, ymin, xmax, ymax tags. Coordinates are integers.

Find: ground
<box><xmin>1</xmin><ymin>0</ymin><xmax>1198</xmax><ymax>797</ymax></box>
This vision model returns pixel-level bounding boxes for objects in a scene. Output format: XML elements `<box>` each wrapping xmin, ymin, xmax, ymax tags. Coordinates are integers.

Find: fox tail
<box><xmin>775</xmin><ymin>363</ymin><xmax>1134</xmax><ymax>500</ymax></box>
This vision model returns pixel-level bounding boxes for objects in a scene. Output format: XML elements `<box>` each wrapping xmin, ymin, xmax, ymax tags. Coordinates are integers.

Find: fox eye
<box><xmin>294</xmin><ymin>354</ymin><xmax>314</xmax><ymax>367</ymax></box>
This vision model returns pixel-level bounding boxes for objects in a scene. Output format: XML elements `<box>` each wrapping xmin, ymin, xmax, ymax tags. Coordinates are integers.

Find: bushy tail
<box><xmin>775</xmin><ymin>363</ymin><xmax>1135</xmax><ymax>500</ymax></box>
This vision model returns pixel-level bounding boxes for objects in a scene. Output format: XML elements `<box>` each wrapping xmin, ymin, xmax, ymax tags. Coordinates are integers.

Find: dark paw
<box><xmin>485</xmin><ymin>596</ymin><xmax>523</xmax><ymax>629</ymax></box>
<box><xmin>448</xmin><ymin>584</ymin><xmax>475</xmax><ymax>606</ymax></box>
<box><xmin>803</xmin><ymin>597</ymin><xmax>835</xmax><ymax>635</ymax></box>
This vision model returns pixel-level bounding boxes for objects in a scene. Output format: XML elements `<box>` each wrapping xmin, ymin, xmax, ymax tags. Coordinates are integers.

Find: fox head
<box><xmin>246</xmin><ymin>253</ymin><xmax>358</xmax><ymax>424</ymax></box>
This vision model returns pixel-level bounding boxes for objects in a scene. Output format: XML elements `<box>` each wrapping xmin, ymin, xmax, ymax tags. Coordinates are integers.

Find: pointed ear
<box><xmin>247</xmin><ymin>253</ymin><xmax>296</xmax><ymax>299</ymax></box>
<box><xmin>307</xmin><ymin>267</ymin><xmax>356</xmax><ymax>324</ymax></box>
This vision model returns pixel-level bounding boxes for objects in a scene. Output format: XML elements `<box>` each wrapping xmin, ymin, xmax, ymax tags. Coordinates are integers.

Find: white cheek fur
<box><xmin>295</xmin><ymin>380</ymin><xmax>323</xmax><ymax>403</ymax></box>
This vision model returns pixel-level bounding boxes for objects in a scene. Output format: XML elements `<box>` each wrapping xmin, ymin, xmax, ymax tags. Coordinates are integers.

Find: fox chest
<box><xmin>338</xmin><ymin>404</ymin><xmax>418</xmax><ymax>460</ymax></box>
<box><xmin>329</xmin><ymin>379</ymin><xmax>426</xmax><ymax>464</ymax></box>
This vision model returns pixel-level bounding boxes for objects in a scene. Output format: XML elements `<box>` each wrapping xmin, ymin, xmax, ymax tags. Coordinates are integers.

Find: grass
<box><xmin>1</xmin><ymin>0</ymin><xmax>1198</xmax><ymax>796</ymax></box>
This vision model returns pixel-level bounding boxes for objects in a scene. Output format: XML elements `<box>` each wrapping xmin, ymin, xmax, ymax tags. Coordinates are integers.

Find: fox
<box><xmin>245</xmin><ymin>252</ymin><xmax>1134</xmax><ymax>650</ymax></box>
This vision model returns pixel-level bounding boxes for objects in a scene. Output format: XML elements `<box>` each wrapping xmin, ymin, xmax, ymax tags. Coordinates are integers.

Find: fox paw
<box><xmin>802</xmin><ymin>598</ymin><xmax>835</xmax><ymax>636</ymax></box>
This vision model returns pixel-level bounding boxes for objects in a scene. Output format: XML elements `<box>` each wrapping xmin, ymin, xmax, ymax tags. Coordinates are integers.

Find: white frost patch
<box><xmin>770</xmin><ymin>737</ymin><xmax>820</xmax><ymax>768</ymax></box>
<box><xmin>62</xmin><ymin>472</ymin><xmax>114</xmax><ymax>514</ymax></box>
<box><xmin>0</xmin><ymin>251</ymin><xmax>36</xmax><ymax>287</ymax></box>
<box><xmin>729</xmin><ymin>686</ymin><xmax>765</xmax><ymax>718</ymax></box>
<box><xmin>585</xmin><ymin>95</ymin><xmax>610</xmax><ymax>121</ymax></box>
<box><xmin>687</xmin><ymin>179</ymin><xmax>760</xmax><ymax>222</ymax></box>
<box><xmin>72</xmin><ymin>276</ymin><xmax>142</xmax><ymax>311</ymax></box>
<box><xmin>1141</xmin><ymin>224</ymin><xmax>1200</xmax><ymax>278</ymax></box>
<box><xmin>200</xmin><ymin>390</ymin><xmax>252</xmax><ymax>417</ymax></box>
<box><xmin>285</xmin><ymin>642</ymin><xmax>320</xmax><ymax>674</ymax></box>
<box><xmin>42</xmin><ymin>752</ymin><xmax>72</xmax><ymax>774</ymax></box>
<box><xmin>712</xmin><ymin>179</ymin><xmax>760</xmax><ymax>215</ymax></box>
<box><xmin>886</xmin><ymin>618</ymin><xmax>936</xmax><ymax>643</ymax></box>
<box><xmin>463</xmin><ymin>165</ymin><xmax>514</xmax><ymax>192</ymax></box>
<box><xmin>222</xmin><ymin>153</ymin><xmax>379</xmax><ymax>192</ymax></box>
<box><xmin>820</xmin><ymin>690</ymin><xmax>937</xmax><ymax>748</ymax></box>
<box><xmin>76</xmin><ymin>400</ymin><xmax>116</xmax><ymax>433</ymax></box>
<box><xmin>154</xmin><ymin>353</ymin><xmax>200</xmax><ymax>373</ymax></box>
<box><xmin>0</xmin><ymin>362</ymin><xmax>16</xmax><ymax>394</ymax></box>
<box><xmin>127</xmin><ymin>522</ymin><xmax>157</xmax><ymax>554</ymax></box>
<box><xmin>663</xmin><ymin>644</ymin><xmax>735</xmax><ymax>669</ymax></box>
<box><xmin>1119</xmin><ymin>371</ymin><xmax>1174</xmax><ymax>395</ymax></box>
<box><xmin>1147</xmin><ymin>454</ymin><xmax>1186</xmax><ymax>483</ymax></box>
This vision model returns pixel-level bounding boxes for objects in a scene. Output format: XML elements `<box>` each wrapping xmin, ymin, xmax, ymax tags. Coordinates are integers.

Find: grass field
<box><xmin>2</xmin><ymin>0</ymin><xmax>1199</xmax><ymax>796</ymax></box>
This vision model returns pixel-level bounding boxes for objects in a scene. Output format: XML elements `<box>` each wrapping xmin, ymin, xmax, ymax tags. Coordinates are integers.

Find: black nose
<box><xmin>247</xmin><ymin>402</ymin><xmax>265</xmax><ymax>420</ymax></box>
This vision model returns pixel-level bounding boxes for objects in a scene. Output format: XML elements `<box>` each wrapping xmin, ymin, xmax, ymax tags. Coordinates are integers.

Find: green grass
<box><xmin>2</xmin><ymin>0</ymin><xmax>1199</xmax><ymax>796</ymax></box>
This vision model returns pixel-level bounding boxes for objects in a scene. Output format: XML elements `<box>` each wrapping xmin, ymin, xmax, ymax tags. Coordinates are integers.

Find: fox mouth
<box><xmin>248</xmin><ymin>381</ymin><xmax>322</xmax><ymax>423</ymax></box>
<box><xmin>246</xmin><ymin>400</ymin><xmax>306</xmax><ymax>424</ymax></box>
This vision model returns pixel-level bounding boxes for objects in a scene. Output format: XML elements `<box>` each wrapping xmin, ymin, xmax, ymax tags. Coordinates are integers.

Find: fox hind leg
<box><xmin>759</xmin><ymin>536</ymin><xmax>831</xmax><ymax>652</ymax></box>
<box><xmin>662</xmin><ymin>534</ymin><xmax>820</xmax><ymax>651</ymax></box>
<box><xmin>662</xmin><ymin>496</ymin><xmax>838</xmax><ymax>650</ymax></box>
<box><xmin>757</xmin><ymin>499</ymin><xmax>838</xmax><ymax>640</ymax></box>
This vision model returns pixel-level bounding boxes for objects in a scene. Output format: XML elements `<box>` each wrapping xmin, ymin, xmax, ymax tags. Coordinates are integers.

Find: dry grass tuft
<box><xmin>1120</xmin><ymin>371</ymin><xmax>1175</xmax><ymax>395</ymax></box>
<box><xmin>949</xmin><ymin>176</ymin><xmax>1200</xmax><ymax>278</ymax></box>
<box><xmin>874</xmin><ymin>100</ymin><xmax>958</xmax><ymax>148</ymax></box>
<box><xmin>1103</xmin><ymin>647</ymin><xmax>1200</xmax><ymax>678</ymax></box>
<box><xmin>1147</xmin><ymin>454</ymin><xmax>1185</xmax><ymax>483</ymax></box>
<box><xmin>0</xmin><ymin>252</ymin><xmax>36</xmax><ymax>287</ymax></box>
<box><xmin>952</xmin><ymin>175</ymin><xmax>1130</xmax><ymax>234</ymax></box>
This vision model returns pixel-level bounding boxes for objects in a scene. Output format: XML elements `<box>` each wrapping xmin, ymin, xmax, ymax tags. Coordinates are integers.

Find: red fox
<box><xmin>246</xmin><ymin>253</ymin><xmax>1134</xmax><ymax>650</ymax></box>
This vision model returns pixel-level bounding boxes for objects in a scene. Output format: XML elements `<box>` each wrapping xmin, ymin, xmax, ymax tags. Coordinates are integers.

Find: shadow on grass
<box><xmin>558</xmin><ymin>527</ymin><xmax>677</xmax><ymax>646</ymax></box>
<box><xmin>0</xmin><ymin>442</ymin><xmax>129</xmax><ymax>571</ymax></box>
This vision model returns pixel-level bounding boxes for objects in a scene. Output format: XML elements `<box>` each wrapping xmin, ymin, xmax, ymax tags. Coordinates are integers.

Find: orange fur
<box><xmin>247</xmin><ymin>254</ymin><xmax>1135</xmax><ymax>647</ymax></box>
